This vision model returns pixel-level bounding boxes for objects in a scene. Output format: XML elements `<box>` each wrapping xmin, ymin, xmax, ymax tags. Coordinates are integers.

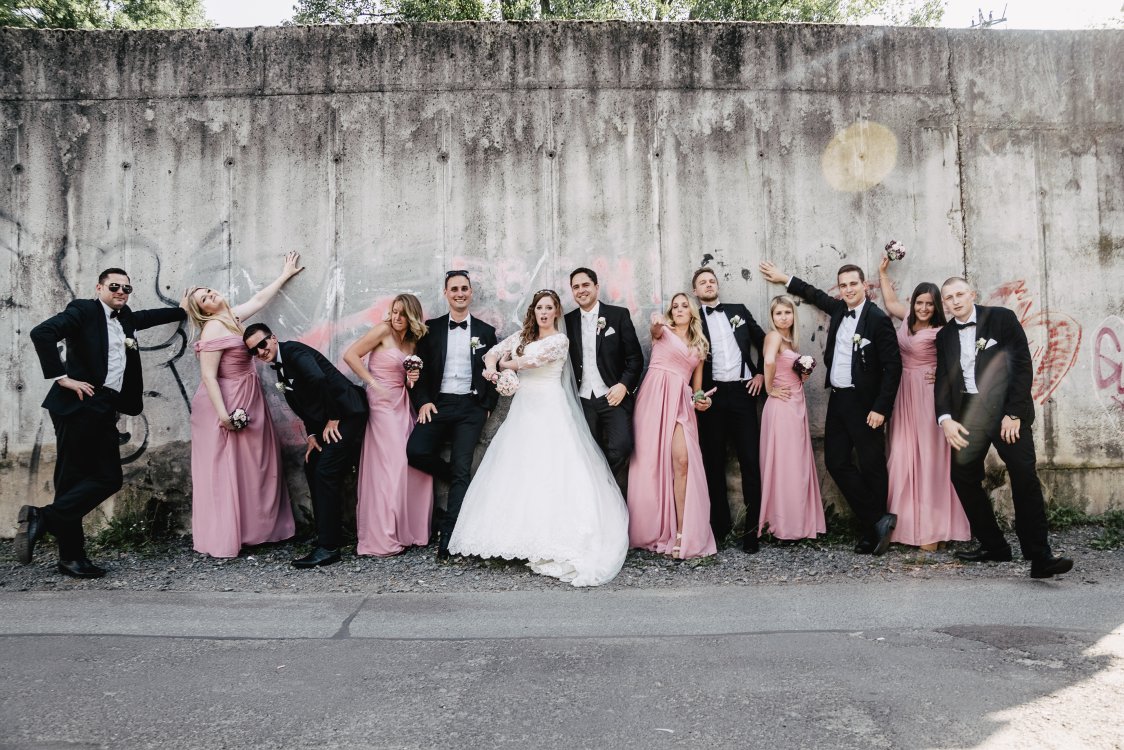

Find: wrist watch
<box><xmin>1006</xmin><ymin>414</ymin><xmax>1021</xmax><ymax>421</ymax></box>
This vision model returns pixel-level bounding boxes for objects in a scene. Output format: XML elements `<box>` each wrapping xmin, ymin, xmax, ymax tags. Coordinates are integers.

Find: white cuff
<box><xmin>937</xmin><ymin>414</ymin><xmax>951</xmax><ymax>426</ymax></box>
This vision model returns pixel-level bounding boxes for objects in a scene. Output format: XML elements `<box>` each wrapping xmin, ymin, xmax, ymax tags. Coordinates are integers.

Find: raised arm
<box><xmin>649</xmin><ymin>312</ymin><xmax>667</xmax><ymax>340</ymax></box>
<box><xmin>230</xmin><ymin>251</ymin><xmax>304</xmax><ymax>322</ymax></box>
<box><xmin>877</xmin><ymin>256</ymin><xmax>909</xmax><ymax>321</ymax></box>
<box><xmin>760</xmin><ymin>261</ymin><xmax>844</xmax><ymax>317</ymax></box>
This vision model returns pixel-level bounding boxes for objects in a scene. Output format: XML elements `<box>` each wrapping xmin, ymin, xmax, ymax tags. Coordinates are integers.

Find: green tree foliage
<box><xmin>289</xmin><ymin>0</ymin><xmax>945</xmax><ymax>24</ymax></box>
<box><xmin>0</xmin><ymin>0</ymin><xmax>211</xmax><ymax>29</ymax></box>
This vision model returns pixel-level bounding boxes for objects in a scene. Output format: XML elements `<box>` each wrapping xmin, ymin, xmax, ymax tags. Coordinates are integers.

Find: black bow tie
<box><xmin>844</xmin><ymin>309</ymin><xmax>856</xmax><ymax>319</ymax></box>
<box><xmin>449</xmin><ymin>319</ymin><xmax>468</xmax><ymax>330</ymax></box>
<box><xmin>954</xmin><ymin>321</ymin><xmax>977</xmax><ymax>330</ymax></box>
<box><xmin>110</xmin><ymin>310</ymin><xmax>120</xmax><ymax>319</ymax></box>
<box><xmin>270</xmin><ymin>362</ymin><xmax>283</xmax><ymax>372</ymax></box>
<box><xmin>704</xmin><ymin>304</ymin><xmax>724</xmax><ymax>315</ymax></box>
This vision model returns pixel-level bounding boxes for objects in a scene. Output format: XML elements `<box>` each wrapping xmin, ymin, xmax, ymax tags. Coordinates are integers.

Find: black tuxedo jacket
<box><xmin>934</xmin><ymin>305</ymin><xmax>1035</xmax><ymax>427</ymax></box>
<box><xmin>408</xmin><ymin>314</ymin><xmax>499</xmax><ymax>413</ymax></box>
<box><xmin>274</xmin><ymin>340</ymin><xmax>368</xmax><ymax>437</ymax></box>
<box><xmin>563</xmin><ymin>303</ymin><xmax>644</xmax><ymax>403</ymax></box>
<box><xmin>30</xmin><ymin>298</ymin><xmax>186</xmax><ymax>417</ymax></box>
<box><xmin>697</xmin><ymin>302</ymin><xmax>768</xmax><ymax>390</ymax></box>
<box><xmin>787</xmin><ymin>276</ymin><xmax>901</xmax><ymax>417</ymax></box>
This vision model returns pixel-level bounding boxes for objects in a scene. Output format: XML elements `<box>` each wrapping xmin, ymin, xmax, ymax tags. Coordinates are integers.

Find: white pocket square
<box><xmin>985</xmin><ymin>338</ymin><xmax>998</xmax><ymax>349</ymax></box>
<box><xmin>604</xmin><ymin>327</ymin><xmax>616</xmax><ymax>337</ymax></box>
<box><xmin>860</xmin><ymin>338</ymin><xmax>872</xmax><ymax>348</ymax></box>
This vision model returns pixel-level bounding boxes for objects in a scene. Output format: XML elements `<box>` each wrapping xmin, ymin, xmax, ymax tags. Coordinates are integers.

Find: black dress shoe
<box><xmin>15</xmin><ymin>505</ymin><xmax>45</xmax><ymax>565</ymax></box>
<box><xmin>436</xmin><ymin>544</ymin><xmax>451</xmax><ymax>562</ymax></box>
<box><xmin>291</xmin><ymin>547</ymin><xmax>341</xmax><ymax>568</ymax></box>
<box><xmin>955</xmin><ymin>545</ymin><xmax>1014</xmax><ymax>563</ymax></box>
<box><xmin>1030</xmin><ymin>556</ymin><xmax>1074</xmax><ymax>579</ymax></box>
<box><xmin>742</xmin><ymin>535</ymin><xmax>760</xmax><ymax>554</ymax></box>
<box><xmin>853</xmin><ymin>540</ymin><xmax>876</xmax><ymax>555</ymax></box>
<box><xmin>57</xmin><ymin>557</ymin><xmax>107</xmax><ymax>579</ymax></box>
<box><xmin>871</xmin><ymin>513</ymin><xmax>897</xmax><ymax>556</ymax></box>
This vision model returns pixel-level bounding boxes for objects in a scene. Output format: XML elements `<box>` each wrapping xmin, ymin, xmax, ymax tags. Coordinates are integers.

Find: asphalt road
<box><xmin>2</xmin><ymin>580</ymin><xmax>1122</xmax><ymax>750</ymax></box>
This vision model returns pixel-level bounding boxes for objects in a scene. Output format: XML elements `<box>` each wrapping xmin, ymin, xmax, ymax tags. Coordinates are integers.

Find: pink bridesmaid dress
<box><xmin>887</xmin><ymin>325</ymin><xmax>971</xmax><ymax>546</ymax></box>
<box><xmin>356</xmin><ymin>347</ymin><xmax>433</xmax><ymax>556</ymax></box>
<box><xmin>190</xmin><ymin>335</ymin><xmax>295</xmax><ymax>557</ymax></box>
<box><xmin>626</xmin><ymin>333</ymin><xmax>716</xmax><ymax>559</ymax></box>
<box><xmin>758</xmin><ymin>349</ymin><xmax>826</xmax><ymax>540</ymax></box>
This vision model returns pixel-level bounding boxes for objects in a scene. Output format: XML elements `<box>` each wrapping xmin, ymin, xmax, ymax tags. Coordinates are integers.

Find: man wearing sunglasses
<box><xmin>20</xmin><ymin>268</ymin><xmax>186</xmax><ymax>578</ymax></box>
<box><xmin>406</xmin><ymin>270</ymin><xmax>499</xmax><ymax>561</ymax></box>
<box><xmin>242</xmin><ymin>323</ymin><xmax>368</xmax><ymax>568</ymax></box>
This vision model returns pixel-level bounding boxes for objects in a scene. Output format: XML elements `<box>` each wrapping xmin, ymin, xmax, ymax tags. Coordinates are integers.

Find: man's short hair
<box><xmin>242</xmin><ymin>322</ymin><xmax>273</xmax><ymax>343</ymax></box>
<box><xmin>444</xmin><ymin>270</ymin><xmax>471</xmax><ymax>289</ymax></box>
<box><xmin>691</xmin><ymin>267</ymin><xmax>717</xmax><ymax>288</ymax></box>
<box><xmin>569</xmin><ymin>267</ymin><xmax>598</xmax><ymax>285</ymax></box>
<box><xmin>941</xmin><ymin>276</ymin><xmax>969</xmax><ymax>290</ymax></box>
<box><xmin>98</xmin><ymin>267</ymin><xmax>130</xmax><ymax>284</ymax></box>
<box><xmin>837</xmin><ymin>264</ymin><xmax>865</xmax><ymax>283</ymax></box>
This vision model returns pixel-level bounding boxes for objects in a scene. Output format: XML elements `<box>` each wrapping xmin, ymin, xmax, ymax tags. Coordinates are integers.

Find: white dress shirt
<box><xmin>578</xmin><ymin>304</ymin><xmax>610</xmax><ymax>399</ymax></box>
<box><xmin>937</xmin><ymin>306</ymin><xmax>980</xmax><ymax>425</ymax></box>
<box><xmin>101</xmin><ymin>300</ymin><xmax>126</xmax><ymax>393</ymax></box>
<box><xmin>705</xmin><ymin>302</ymin><xmax>750</xmax><ymax>382</ymax></box>
<box><xmin>828</xmin><ymin>300</ymin><xmax>865</xmax><ymax>389</ymax></box>
<box><xmin>440</xmin><ymin>315</ymin><xmax>473</xmax><ymax>395</ymax></box>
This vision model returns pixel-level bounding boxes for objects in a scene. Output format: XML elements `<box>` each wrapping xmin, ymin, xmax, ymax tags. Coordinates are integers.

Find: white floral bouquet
<box><xmin>792</xmin><ymin>354</ymin><xmax>816</xmax><ymax>377</ymax></box>
<box><xmin>885</xmin><ymin>240</ymin><xmax>906</xmax><ymax>261</ymax></box>
<box><xmin>495</xmin><ymin>370</ymin><xmax>520</xmax><ymax>397</ymax></box>
<box><xmin>402</xmin><ymin>355</ymin><xmax>424</xmax><ymax>373</ymax></box>
<box><xmin>228</xmin><ymin>408</ymin><xmax>250</xmax><ymax>431</ymax></box>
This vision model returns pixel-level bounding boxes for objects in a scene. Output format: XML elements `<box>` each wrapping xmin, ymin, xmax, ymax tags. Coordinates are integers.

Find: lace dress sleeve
<box><xmin>487</xmin><ymin>331</ymin><xmax>522</xmax><ymax>361</ymax></box>
<box><xmin>518</xmin><ymin>333</ymin><xmax>569</xmax><ymax>369</ymax></box>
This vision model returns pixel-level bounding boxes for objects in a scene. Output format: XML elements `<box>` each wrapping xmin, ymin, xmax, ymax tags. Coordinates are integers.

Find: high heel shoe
<box><xmin>671</xmin><ymin>532</ymin><xmax>683</xmax><ymax>560</ymax></box>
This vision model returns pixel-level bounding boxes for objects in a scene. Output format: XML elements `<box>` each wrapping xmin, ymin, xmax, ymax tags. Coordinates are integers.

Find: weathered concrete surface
<box><xmin>1</xmin><ymin>582</ymin><xmax>1123</xmax><ymax>749</ymax></box>
<box><xmin>1</xmin><ymin>23</ymin><xmax>1123</xmax><ymax>536</ymax></box>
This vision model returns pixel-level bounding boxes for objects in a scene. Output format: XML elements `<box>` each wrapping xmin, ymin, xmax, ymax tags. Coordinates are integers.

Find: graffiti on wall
<box><xmin>1092</xmin><ymin>316</ymin><xmax>1124</xmax><ymax>413</ymax></box>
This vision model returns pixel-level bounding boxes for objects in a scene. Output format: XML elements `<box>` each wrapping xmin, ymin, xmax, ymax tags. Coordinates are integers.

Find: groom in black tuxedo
<box><xmin>564</xmin><ymin>267</ymin><xmax>644</xmax><ymax>478</ymax></box>
<box><xmin>760</xmin><ymin>261</ymin><xmax>902</xmax><ymax>555</ymax></box>
<box><xmin>243</xmin><ymin>323</ymin><xmax>368</xmax><ymax>568</ymax></box>
<box><xmin>935</xmin><ymin>277</ymin><xmax>1073</xmax><ymax>578</ymax></box>
<box><xmin>691</xmin><ymin>267</ymin><xmax>768</xmax><ymax>551</ymax></box>
<box><xmin>19</xmin><ymin>268</ymin><xmax>186</xmax><ymax>578</ymax></box>
<box><xmin>407</xmin><ymin>270</ymin><xmax>499</xmax><ymax>560</ymax></box>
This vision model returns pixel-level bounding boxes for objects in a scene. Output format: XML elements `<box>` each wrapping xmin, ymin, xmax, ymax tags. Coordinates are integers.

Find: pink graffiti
<box><xmin>1093</xmin><ymin>317</ymin><xmax>1124</xmax><ymax>412</ymax></box>
<box><xmin>985</xmin><ymin>280</ymin><xmax>1081</xmax><ymax>404</ymax></box>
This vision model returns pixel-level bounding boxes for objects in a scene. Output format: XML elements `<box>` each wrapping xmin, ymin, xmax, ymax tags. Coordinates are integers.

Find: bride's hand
<box><xmin>482</xmin><ymin>366</ymin><xmax>499</xmax><ymax>382</ymax></box>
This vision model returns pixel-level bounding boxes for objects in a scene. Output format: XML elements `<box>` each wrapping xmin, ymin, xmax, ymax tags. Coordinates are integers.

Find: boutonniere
<box><xmin>274</xmin><ymin>381</ymin><xmax>293</xmax><ymax>393</ymax></box>
<box><xmin>975</xmin><ymin>337</ymin><xmax>986</xmax><ymax>352</ymax></box>
<box><xmin>852</xmin><ymin>333</ymin><xmax>862</xmax><ymax>350</ymax></box>
<box><xmin>124</xmin><ymin>337</ymin><xmax>138</xmax><ymax>351</ymax></box>
<box><xmin>729</xmin><ymin>315</ymin><xmax>745</xmax><ymax>330</ymax></box>
<box><xmin>596</xmin><ymin>316</ymin><xmax>607</xmax><ymax>334</ymax></box>
<box><xmin>470</xmin><ymin>336</ymin><xmax>483</xmax><ymax>352</ymax></box>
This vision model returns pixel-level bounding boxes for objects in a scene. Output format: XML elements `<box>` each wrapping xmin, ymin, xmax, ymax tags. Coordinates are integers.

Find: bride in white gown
<box><xmin>448</xmin><ymin>289</ymin><xmax>629</xmax><ymax>587</ymax></box>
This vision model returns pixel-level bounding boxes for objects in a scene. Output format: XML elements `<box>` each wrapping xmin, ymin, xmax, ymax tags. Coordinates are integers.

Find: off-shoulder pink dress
<box><xmin>190</xmin><ymin>335</ymin><xmax>294</xmax><ymax>557</ymax></box>
<box><xmin>627</xmin><ymin>332</ymin><xmax>716</xmax><ymax>559</ymax></box>
<box><xmin>356</xmin><ymin>347</ymin><xmax>434</xmax><ymax>556</ymax></box>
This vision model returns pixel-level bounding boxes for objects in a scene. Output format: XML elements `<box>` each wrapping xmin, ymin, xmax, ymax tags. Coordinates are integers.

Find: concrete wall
<box><xmin>2</xmin><ymin>22</ymin><xmax>1123</xmax><ymax>536</ymax></box>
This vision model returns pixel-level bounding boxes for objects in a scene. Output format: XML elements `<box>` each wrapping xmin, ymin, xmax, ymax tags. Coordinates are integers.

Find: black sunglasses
<box><xmin>249</xmin><ymin>337</ymin><xmax>273</xmax><ymax>352</ymax></box>
<box><xmin>445</xmin><ymin>269</ymin><xmax>470</xmax><ymax>279</ymax></box>
<box><xmin>106</xmin><ymin>283</ymin><xmax>133</xmax><ymax>294</ymax></box>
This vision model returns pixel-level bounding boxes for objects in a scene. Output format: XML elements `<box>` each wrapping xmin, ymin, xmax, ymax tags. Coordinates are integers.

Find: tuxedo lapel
<box><xmin>434</xmin><ymin>314</ymin><xmax>451</xmax><ymax>379</ymax></box>
<box><xmin>943</xmin><ymin>323</ymin><xmax>963</xmax><ymax>387</ymax></box>
<box><xmin>972</xmin><ymin>306</ymin><xmax>991</xmax><ymax>380</ymax></box>
<box><xmin>699</xmin><ymin>310</ymin><xmax>712</xmax><ymax>356</ymax></box>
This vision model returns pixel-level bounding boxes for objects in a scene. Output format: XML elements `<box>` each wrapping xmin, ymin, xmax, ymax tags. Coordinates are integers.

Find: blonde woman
<box><xmin>627</xmin><ymin>293</ymin><xmax>716</xmax><ymax>560</ymax></box>
<box><xmin>343</xmin><ymin>294</ymin><xmax>434</xmax><ymax>556</ymax></box>
<box><xmin>183</xmin><ymin>251</ymin><xmax>303</xmax><ymax>558</ymax></box>
<box><xmin>758</xmin><ymin>295</ymin><xmax>825</xmax><ymax>541</ymax></box>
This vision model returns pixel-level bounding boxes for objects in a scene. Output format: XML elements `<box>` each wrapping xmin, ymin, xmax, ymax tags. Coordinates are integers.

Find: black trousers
<box><xmin>697</xmin><ymin>381</ymin><xmax>761</xmax><ymax>543</ymax></box>
<box><xmin>823</xmin><ymin>388</ymin><xmax>888</xmax><ymax>537</ymax></box>
<box><xmin>950</xmin><ymin>401</ymin><xmax>1051</xmax><ymax>561</ymax></box>
<box><xmin>304</xmin><ymin>413</ymin><xmax>365</xmax><ymax>550</ymax></box>
<box><xmin>405</xmin><ymin>393</ymin><xmax>488</xmax><ymax>542</ymax></box>
<box><xmin>46</xmin><ymin>401</ymin><xmax>123</xmax><ymax>559</ymax></box>
<box><xmin>580</xmin><ymin>395</ymin><xmax>634</xmax><ymax>478</ymax></box>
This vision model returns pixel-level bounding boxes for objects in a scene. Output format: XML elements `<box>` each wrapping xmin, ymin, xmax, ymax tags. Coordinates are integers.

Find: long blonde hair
<box><xmin>516</xmin><ymin>289</ymin><xmax>562</xmax><ymax>356</ymax></box>
<box><xmin>666</xmin><ymin>293</ymin><xmax>709</xmax><ymax>359</ymax></box>
<box><xmin>391</xmin><ymin>293</ymin><xmax>428</xmax><ymax>343</ymax></box>
<box><xmin>183</xmin><ymin>286</ymin><xmax>241</xmax><ymax>338</ymax></box>
<box><xmin>768</xmin><ymin>295</ymin><xmax>800</xmax><ymax>350</ymax></box>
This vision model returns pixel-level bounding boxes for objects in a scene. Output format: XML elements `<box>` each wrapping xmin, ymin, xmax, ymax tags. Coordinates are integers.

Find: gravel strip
<box><xmin>1</xmin><ymin>527</ymin><xmax>1116</xmax><ymax>593</ymax></box>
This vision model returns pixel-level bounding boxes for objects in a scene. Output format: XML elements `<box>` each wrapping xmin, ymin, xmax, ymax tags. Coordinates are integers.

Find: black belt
<box><xmin>830</xmin><ymin>386</ymin><xmax>855</xmax><ymax>393</ymax></box>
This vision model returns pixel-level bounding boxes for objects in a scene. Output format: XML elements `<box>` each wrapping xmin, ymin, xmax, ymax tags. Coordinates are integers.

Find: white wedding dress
<box><xmin>448</xmin><ymin>332</ymin><xmax>629</xmax><ymax>587</ymax></box>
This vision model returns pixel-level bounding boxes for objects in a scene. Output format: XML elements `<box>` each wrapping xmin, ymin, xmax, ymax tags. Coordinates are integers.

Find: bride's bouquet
<box><xmin>884</xmin><ymin>239</ymin><xmax>906</xmax><ymax>261</ymax></box>
<box><xmin>228</xmin><ymin>407</ymin><xmax>251</xmax><ymax>431</ymax></box>
<box><xmin>792</xmin><ymin>355</ymin><xmax>816</xmax><ymax>378</ymax></box>
<box><xmin>495</xmin><ymin>370</ymin><xmax>520</xmax><ymax>397</ymax></box>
